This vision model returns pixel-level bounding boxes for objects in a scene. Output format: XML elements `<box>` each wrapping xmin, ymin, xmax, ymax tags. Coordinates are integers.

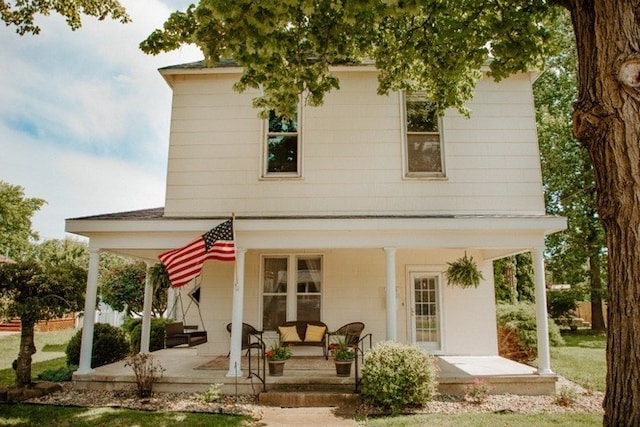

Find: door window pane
<box><xmin>414</xmin><ymin>276</ymin><xmax>439</xmax><ymax>344</ymax></box>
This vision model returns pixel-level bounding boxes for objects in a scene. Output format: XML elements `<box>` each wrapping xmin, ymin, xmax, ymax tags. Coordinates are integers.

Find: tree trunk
<box><xmin>16</xmin><ymin>320</ymin><xmax>36</xmax><ymax>388</ymax></box>
<box><xmin>566</xmin><ymin>1</ymin><xmax>640</xmax><ymax>424</ymax></box>
<box><xmin>588</xmin><ymin>253</ymin><xmax>606</xmax><ymax>332</ymax></box>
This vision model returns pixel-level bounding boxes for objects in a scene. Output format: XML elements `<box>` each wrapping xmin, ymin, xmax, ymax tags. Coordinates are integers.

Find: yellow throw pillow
<box><xmin>278</xmin><ymin>325</ymin><xmax>302</xmax><ymax>342</ymax></box>
<box><xmin>304</xmin><ymin>324</ymin><xmax>327</xmax><ymax>342</ymax></box>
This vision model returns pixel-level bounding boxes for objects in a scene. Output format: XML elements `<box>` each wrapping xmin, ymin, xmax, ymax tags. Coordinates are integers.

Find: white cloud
<box><xmin>0</xmin><ymin>0</ymin><xmax>202</xmax><ymax>240</ymax></box>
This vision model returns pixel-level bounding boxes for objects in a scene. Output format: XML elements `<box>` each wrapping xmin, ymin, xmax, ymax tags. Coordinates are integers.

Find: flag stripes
<box><xmin>159</xmin><ymin>219</ymin><xmax>235</xmax><ymax>288</ymax></box>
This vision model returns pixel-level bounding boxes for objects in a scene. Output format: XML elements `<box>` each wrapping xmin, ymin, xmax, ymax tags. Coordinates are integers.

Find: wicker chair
<box><xmin>226</xmin><ymin>322</ymin><xmax>263</xmax><ymax>356</ymax></box>
<box><xmin>328</xmin><ymin>322</ymin><xmax>365</xmax><ymax>347</ymax></box>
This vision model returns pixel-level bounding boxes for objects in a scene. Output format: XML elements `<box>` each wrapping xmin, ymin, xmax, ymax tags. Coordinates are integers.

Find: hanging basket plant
<box><xmin>445</xmin><ymin>253</ymin><xmax>484</xmax><ymax>288</ymax></box>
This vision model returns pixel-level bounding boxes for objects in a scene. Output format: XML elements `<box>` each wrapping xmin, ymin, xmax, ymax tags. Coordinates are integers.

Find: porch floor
<box><xmin>72</xmin><ymin>348</ymin><xmax>557</xmax><ymax>396</ymax></box>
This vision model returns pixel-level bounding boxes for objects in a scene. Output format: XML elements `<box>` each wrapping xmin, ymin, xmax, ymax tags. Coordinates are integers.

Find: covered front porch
<box><xmin>72</xmin><ymin>347</ymin><xmax>557</xmax><ymax>405</ymax></box>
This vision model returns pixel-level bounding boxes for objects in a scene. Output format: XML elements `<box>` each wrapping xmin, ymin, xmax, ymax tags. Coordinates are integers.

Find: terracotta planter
<box><xmin>268</xmin><ymin>360</ymin><xmax>286</xmax><ymax>376</ymax></box>
<box><xmin>334</xmin><ymin>360</ymin><xmax>353</xmax><ymax>377</ymax></box>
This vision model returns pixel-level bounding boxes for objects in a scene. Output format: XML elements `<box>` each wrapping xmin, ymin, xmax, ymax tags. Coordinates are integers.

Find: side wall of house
<box><xmin>164</xmin><ymin>70</ymin><xmax>544</xmax><ymax>218</ymax></box>
<box><xmin>195</xmin><ymin>248</ymin><xmax>497</xmax><ymax>356</ymax></box>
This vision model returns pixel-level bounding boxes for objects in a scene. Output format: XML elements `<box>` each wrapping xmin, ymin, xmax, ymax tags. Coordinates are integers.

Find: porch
<box><xmin>72</xmin><ymin>347</ymin><xmax>557</xmax><ymax>405</ymax></box>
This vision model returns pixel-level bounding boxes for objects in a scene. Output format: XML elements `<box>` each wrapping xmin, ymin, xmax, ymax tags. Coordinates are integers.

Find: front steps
<box><xmin>259</xmin><ymin>391</ymin><xmax>362</xmax><ymax>407</ymax></box>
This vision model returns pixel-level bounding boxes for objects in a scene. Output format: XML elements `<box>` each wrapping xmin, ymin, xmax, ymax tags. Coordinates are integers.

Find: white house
<box><xmin>66</xmin><ymin>61</ymin><xmax>565</xmax><ymax>378</ymax></box>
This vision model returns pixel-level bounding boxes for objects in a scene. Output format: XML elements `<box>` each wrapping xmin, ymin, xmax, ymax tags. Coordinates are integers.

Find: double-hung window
<box><xmin>261</xmin><ymin>255</ymin><xmax>322</xmax><ymax>331</ymax></box>
<box><xmin>263</xmin><ymin>109</ymin><xmax>300</xmax><ymax>177</ymax></box>
<box><xmin>404</xmin><ymin>92</ymin><xmax>445</xmax><ymax>177</ymax></box>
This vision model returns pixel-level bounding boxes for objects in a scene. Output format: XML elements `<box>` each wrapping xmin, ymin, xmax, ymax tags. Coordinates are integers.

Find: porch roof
<box><xmin>66</xmin><ymin>207</ymin><xmax>566</xmax><ymax>262</ymax></box>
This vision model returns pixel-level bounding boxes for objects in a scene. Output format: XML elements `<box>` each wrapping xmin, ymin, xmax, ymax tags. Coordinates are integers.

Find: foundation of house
<box><xmin>72</xmin><ymin>348</ymin><xmax>557</xmax><ymax>402</ymax></box>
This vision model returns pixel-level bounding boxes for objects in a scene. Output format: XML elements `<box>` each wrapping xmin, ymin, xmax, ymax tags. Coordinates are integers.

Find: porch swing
<box><xmin>164</xmin><ymin>279</ymin><xmax>208</xmax><ymax>348</ymax></box>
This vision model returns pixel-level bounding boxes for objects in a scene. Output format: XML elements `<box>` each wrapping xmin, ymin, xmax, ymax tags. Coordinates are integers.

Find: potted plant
<box><xmin>330</xmin><ymin>336</ymin><xmax>355</xmax><ymax>377</ymax></box>
<box><xmin>445</xmin><ymin>252</ymin><xmax>484</xmax><ymax>288</ymax></box>
<box><xmin>266</xmin><ymin>339</ymin><xmax>292</xmax><ymax>376</ymax></box>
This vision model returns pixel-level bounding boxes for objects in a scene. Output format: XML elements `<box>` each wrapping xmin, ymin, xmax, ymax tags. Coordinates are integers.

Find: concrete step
<box><xmin>259</xmin><ymin>391</ymin><xmax>362</xmax><ymax>407</ymax></box>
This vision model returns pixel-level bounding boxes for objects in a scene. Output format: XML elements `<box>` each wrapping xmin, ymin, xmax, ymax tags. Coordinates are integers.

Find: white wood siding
<box><xmin>198</xmin><ymin>248</ymin><xmax>497</xmax><ymax>356</ymax></box>
<box><xmin>164</xmin><ymin>70</ymin><xmax>545</xmax><ymax>217</ymax></box>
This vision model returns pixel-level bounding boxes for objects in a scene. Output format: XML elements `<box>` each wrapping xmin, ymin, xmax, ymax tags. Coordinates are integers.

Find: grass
<box><xmin>549</xmin><ymin>329</ymin><xmax>606</xmax><ymax>392</ymax></box>
<box><xmin>362</xmin><ymin>413</ymin><xmax>602</xmax><ymax>426</ymax></box>
<box><xmin>0</xmin><ymin>404</ymin><xmax>252</xmax><ymax>426</ymax></box>
<box><xmin>0</xmin><ymin>328</ymin><xmax>76</xmax><ymax>387</ymax></box>
<box><xmin>0</xmin><ymin>357</ymin><xmax>68</xmax><ymax>387</ymax></box>
<box><xmin>0</xmin><ymin>328</ymin><xmax>76</xmax><ymax>370</ymax></box>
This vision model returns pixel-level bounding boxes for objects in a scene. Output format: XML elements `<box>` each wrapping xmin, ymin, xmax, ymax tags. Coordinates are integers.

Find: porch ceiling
<box><xmin>66</xmin><ymin>211</ymin><xmax>566</xmax><ymax>262</ymax></box>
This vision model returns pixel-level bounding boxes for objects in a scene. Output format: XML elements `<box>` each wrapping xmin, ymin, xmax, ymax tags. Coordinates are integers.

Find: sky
<box><xmin>0</xmin><ymin>0</ymin><xmax>203</xmax><ymax>241</ymax></box>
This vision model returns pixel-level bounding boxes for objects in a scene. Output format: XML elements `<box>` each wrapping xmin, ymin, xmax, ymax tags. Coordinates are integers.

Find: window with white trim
<box><xmin>404</xmin><ymin>92</ymin><xmax>445</xmax><ymax>177</ymax></box>
<box><xmin>261</xmin><ymin>255</ymin><xmax>322</xmax><ymax>331</ymax></box>
<box><xmin>263</xmin><ymin>109</ymin><xmax>300</xmax><ymax>177</ymax></box>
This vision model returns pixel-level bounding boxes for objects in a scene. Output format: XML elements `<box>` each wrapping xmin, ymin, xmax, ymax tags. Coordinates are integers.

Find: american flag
<box><xmin>159</xmin><ymin>219</ymin><xmax>235</xmax><ymax>288</ymax></box>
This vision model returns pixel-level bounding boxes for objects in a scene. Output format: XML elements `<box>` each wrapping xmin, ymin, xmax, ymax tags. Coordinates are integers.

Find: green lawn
<box><xmin>0</xmin><ymin>328</ymin><xmax>76</xmax><ymax>370</ymax></box>
<box><xmin>363</xmin><ymin>413</ymin><xmax>602</xmax><ymax>427</ymax></box>
<box><xmin>550</xmin><ymin>330</ymin><xmax>606</xmax><ymax>392</ymax></box>
<box><xmin>0</xmin><ymin>404</ymin><xmax>252</xmax><ymax>426</ymax></box>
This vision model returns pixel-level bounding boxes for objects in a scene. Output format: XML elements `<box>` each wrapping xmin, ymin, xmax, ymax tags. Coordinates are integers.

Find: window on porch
<box><xmin>262</xmin><ymin>255</ymin><xmax>322</xmax><ymax>331</ymax></box>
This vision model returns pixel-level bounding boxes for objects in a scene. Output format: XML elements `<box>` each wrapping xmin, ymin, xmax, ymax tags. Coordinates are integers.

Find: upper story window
<box><xmin>405</xmin><ymin>92</ymin><xmax>445</xmax><ymax>178</ymax></box>
<box><xmin>264</xmin><ymin>109</ymin><xmax>300</xmax><ymax>178</ymax></box>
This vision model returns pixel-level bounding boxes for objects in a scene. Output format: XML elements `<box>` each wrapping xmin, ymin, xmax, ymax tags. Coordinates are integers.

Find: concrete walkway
<box><xmin>258</xmin><ymin>407</ymin><xmax>359</xmax><ymax>426</ymax></box>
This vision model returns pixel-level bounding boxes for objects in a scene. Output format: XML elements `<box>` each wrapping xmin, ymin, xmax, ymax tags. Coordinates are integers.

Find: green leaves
<box><xmin>1</xmin><ymin>0</ymin><xmax>130</xmax><ymax>35</ymax></box>
<box><xmin>0</xmin><ymin>259</ymin><xmax>86</xmax><ymax>324</ymax></box>
<box><xmin>445</xmin><ymin>253</ymin><xmax>484</xmax><ymax>288</ymax></box>
<box><xmin>0</xmin><ymin>181</ymin><xmax>45</xmax><ymax>258</ymax></box>
<box><xmin>142</xmin><ymin>0</ymin><xmax>561</xmax><ymax>118</ymax></box>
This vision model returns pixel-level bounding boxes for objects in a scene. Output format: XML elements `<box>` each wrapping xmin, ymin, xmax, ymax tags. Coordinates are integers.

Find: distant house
<box><xmin>67</xmin><ymin>61</ymin><xmax>565</xmax><ymax>376</ymax></box>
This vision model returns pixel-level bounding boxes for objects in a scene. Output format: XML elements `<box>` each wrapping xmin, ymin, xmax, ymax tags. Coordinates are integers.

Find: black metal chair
<box><xmin>226</xmin><ymin>322</ymin><xmax>263</xmax><ymax>356</ymax></box>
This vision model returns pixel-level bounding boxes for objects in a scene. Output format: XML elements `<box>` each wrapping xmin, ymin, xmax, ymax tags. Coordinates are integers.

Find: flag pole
<box><xmin>232</xmin><ymin>212</ymin><xmax>237</xmax><ymax>286</ymax></box>
<box><xmin>227</xmin><ymin>212</ymin><xmax>244</xmax><ymax>377</ymax></box>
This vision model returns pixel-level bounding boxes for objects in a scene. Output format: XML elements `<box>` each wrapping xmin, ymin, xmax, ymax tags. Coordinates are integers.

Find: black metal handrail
<box><xmin>354</xmin><ymin>332</ymin><xmax>372</xmax><ymax>392</ymax></box>
<box><xmin>247</xmin><ymin>332</ymin><xmax>266</xmax><ymax>392</ymax></box>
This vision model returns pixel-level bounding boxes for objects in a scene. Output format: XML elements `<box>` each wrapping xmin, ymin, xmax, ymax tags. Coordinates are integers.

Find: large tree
<box><xmin>0</xmin><ymin>0</ymin><xmax>129</xmax><ymax>35</ymax></box>
<box><xmin>142</xmin><ymin>1</ymin><xmax>640</xmax><ymax>423</ymax></box>
<box><xmin>534</xmin><ymin>12</ymin><xmax>607</xmax><ymax>332</ymax></box>
<box><xmin>0</xmin><ymin>181</ymin><xmax>45</xmax><ymax>258</ymax></box>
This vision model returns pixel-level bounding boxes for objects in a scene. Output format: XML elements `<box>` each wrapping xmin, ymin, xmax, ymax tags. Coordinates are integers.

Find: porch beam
<box><xmin>140</xmin><ymin>261</ymin><xmax>154</xmax><ymax>353</ymax></box>
<box><xmin>384</xmin><ymin>247</ymin><xmax>397</xmax><ymax>341</ymax></box>
<box><xmin>77</xmin><ymin>248</ymin><xmax>100</xmax><ymax>374</ymax></box>
<box><xmin>532</xmin><ymin>247</ymin><xmax>553</xmax><ymax>375</ymax></box>
<box><xmin>227</xmin><ymin>248</ymin><xmax>246</xmax><ymax>377</ymax></box>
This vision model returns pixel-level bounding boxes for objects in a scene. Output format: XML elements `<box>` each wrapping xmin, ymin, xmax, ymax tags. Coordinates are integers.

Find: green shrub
<box><xmin>66</xmin><ymin>323</ymin><xmax>130</xmax><ymax>368</ymax></box>
<box><xmin>193</xmin><ymin>384</ymin><xmax>223</xmax><ymax>403</ymax></box>
<box><xmin>37</xmin><ymin>365</ymin><xmax>78</xmax><ymax>382</ymax></box>
<box><xmin>361</xmin><ymin>341</ymin><xmax>437</xmax><ymax>414</ymax></box>
<box><xmin>125</xmin><ymin>318</ymin><xmax>168</xmax><ymax>353</ymax></box>
<box><xmin>547</xmin><ymin>286</ymin><xmax>585</xmax><ymax>328</ymax></box>
<box><xmin>497</xmin><ymin>302</ymin><xmax>564</xmax><ymax>355</ymax></box>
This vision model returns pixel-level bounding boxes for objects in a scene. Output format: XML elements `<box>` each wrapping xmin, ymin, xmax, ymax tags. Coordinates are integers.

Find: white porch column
<box><xmin>140</xmin><ymin>261</ymin><xmax>154</xmax><ymax>353</ymax></box>
<box><xmin>532</xmin><ymin>247</ymin><xmax>553</xmax><ymax>375</ymax></box>
<box><xmin>384</xmin><ymin>247</ymin><xmax>397</xmax><ymax>341</ymax></box>
<box><xmin>77</xmin><ymin>248</ymin><xmax>100</xmax><ymax>374</ymax></box>
<box><xmin>227</xmin><ymin>248</ymin><xmax>246</xmax><ymax>377</ymax></box>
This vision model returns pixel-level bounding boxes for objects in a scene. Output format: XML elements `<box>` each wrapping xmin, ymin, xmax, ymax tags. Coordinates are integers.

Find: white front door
<box><xmin>409</xmin><ymin>272</ymin><xmax>442</xmax><ymax>352</ymax></box>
